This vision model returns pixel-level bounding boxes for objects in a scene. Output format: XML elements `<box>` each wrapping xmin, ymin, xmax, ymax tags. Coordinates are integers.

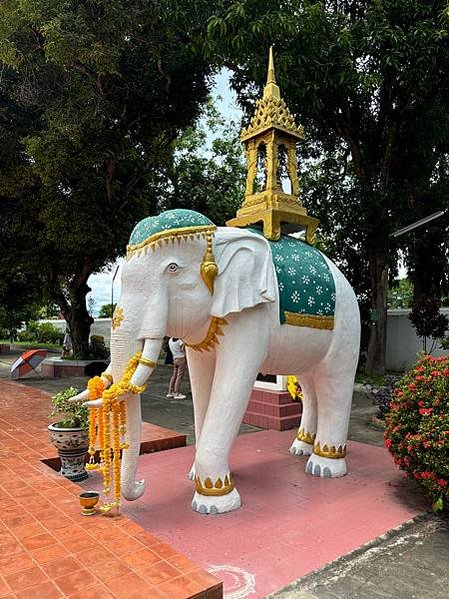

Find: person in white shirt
<box><xmin>167</xmin><ymin>338</ymin><xmax>187</xmax><ymax>399</ymax></box>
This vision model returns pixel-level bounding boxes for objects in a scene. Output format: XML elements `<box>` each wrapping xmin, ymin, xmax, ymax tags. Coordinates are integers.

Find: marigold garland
<box><xmin>287</xmin><ymin>375</ymin><xmax>303</xmax><ymax>401</ymax></box>
<box><xmin>85</xmin><ymin>353</ymin><xmax>147</xmax><ymax>512</ymax></box>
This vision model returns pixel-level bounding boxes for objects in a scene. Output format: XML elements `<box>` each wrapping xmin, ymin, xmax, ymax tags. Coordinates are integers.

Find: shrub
<box><xmin>374</xmin><ymin>375</ymin><xmax>400</xmax><ymax>420</ymax></box>
<box><xmin>19</xmin><ymin>321</ymin><xmax>64</xmax><ymax>345</ymax></box>
<box><xmin>89</xmin><ymin>335</ymin><xmax>110</xmax><ymax>359</ymax></box>
<box><xmin>409</xmin><ymin>296</ymin><xmax>449</xmax><ymax>354</ymax></box>
<box><xmin>49</xmin><ymin>387</ymin><xmax>89</xmax><ymax>429</ymax></box>
<box><xmin>385</xmin><ymin>354</ymin><xmax>449</xmax><ymax>512</ymax></box>
<box><xmin>37</xmin><ymin>322</ymin><xmax>64</xmax><ymax>344</ymax></box>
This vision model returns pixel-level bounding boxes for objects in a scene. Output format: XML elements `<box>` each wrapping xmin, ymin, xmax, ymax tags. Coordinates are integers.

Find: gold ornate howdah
<box><xmin>227</xmin><ymin>47</ymin><xmax>319</xmax><ymax>243</ymax></box>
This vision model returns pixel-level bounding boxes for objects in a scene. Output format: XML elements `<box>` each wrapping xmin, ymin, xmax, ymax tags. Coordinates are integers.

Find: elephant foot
<box><xmin>188</xmin><ymin>464</ymin><xmax>196</xmax><ymax>480</ymax></box>
<box><xmin>306</xmin><ymin>454</ymin><xmax>347</xmax><ymax>478</ymax></box>
<box><xmin>289</xmin><ymin>439</ymin><xmax>313</xmax><ymax>456</ymax></box>
<box><xmin>191</xmin><ymin>488</ymin><xmax>241</xmax><ymax>515</ymax></box>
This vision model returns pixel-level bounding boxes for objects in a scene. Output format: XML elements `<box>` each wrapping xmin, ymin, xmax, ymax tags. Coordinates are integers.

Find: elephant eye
<box><xmin>167</xmin><ymin>262</ymin><xmax>179</xmax><ymax>273</ymax></box>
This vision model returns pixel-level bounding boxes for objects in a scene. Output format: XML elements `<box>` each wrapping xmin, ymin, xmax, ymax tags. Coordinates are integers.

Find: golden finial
<box><xmin>264</xmin><ymin>47</ymin><xmax>280</xmax><ymax>100</ymax></box>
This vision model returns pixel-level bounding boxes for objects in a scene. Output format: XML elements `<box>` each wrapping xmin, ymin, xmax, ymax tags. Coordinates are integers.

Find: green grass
<box><xmin>0</xmin><ymin>340</ymin><xmax>61</xmax><ymax>351</ymax></box>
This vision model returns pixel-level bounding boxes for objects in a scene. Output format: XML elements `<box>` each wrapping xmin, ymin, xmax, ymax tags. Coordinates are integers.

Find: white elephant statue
<box><xmin>76</xmin><ymin>209</ymin><xmax>360</xmax><ymax>514</ymax></box>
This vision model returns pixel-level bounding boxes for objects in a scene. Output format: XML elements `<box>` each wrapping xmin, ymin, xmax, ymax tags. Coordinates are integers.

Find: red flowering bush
<box><xmin>385</xmin><ymin>354</ymin><xmax>449</xmax><ymax>512</ymax></box>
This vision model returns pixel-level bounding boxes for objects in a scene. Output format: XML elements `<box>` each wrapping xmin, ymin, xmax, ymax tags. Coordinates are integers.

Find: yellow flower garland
<box><xmin>85</xmin><ymin>353</ymin><xmax>147</xmax><ymax>512</ymax></box>
<box><xmin>287</xmin><ymin>375</ymin><xmax>303</xmax><ymax>401</ymax></box>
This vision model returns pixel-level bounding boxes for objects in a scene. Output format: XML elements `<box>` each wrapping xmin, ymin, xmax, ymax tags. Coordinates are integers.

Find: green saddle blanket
<box><xmin>248</xmin><ymin>228</ymin><xmax>336</xmax><ymax>330</ymax></box>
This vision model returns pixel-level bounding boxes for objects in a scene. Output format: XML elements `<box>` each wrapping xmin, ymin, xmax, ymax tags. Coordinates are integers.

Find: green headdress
<box><xmin>127</xmin><ymin>209</ymin><xmax>218</xmax><ymax>294</ymax></box>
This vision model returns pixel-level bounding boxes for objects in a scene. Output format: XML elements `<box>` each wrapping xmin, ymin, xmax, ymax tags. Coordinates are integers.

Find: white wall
<box><xmin>386</xmin><ymin>308</ymin><xmax>449</xmax><ymax>371</ymax></box>
<box><xmin>39</xmin><ymin>318</ymin><xmax>112</xmax><ymax>345</ymax></box>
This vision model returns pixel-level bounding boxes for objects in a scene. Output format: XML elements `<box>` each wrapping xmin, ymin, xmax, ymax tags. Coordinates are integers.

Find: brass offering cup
<box><xmin>79</xmin><ymin>491</ymin><xmax>100</xmax><ymax>516</ymax></box>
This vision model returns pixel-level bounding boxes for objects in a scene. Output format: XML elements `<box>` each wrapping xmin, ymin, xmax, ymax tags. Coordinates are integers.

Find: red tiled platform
<box><xmin>243</xmin><ymin>389</ymin><xmax>301</xmax><ymax>430</ymax></box>
<box><xmin>0</xmin><ymin>380</ymin><xmax>221</xmax><ymax>598</ymax></box>
<box><xmin>96</xmin><ymin>430</ymin><xmax>428</xmax><ymax>598</ymax></box>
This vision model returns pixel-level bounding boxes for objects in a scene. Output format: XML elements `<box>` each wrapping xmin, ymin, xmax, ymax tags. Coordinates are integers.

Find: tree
<box><xmin>205</xmin><ymin>0</ymin><xmax>449</xmax><ymax>374</ymax></box>
<box><xmin>0</xmin><ymin>0</ymin><xmax>216</xmax><ymax>358</ymax></box>
<box><xmin>387</xmin><ymin>278</ymin><xmax>413</xmax><ymax>309</ymax></box>
<box><xmin>154</xmin><ymin>100</ymin><xmax>246</xmax><ymax>225</ymax></box>
<box><xmin>98</xmin><ymin>303</ymin><xmax>117</xmax><ymax>319</ymax></box>
<box><xmin>409</xmin><ymin>296</ymin><xmax>449</xmax><ymax>354</ymax></box>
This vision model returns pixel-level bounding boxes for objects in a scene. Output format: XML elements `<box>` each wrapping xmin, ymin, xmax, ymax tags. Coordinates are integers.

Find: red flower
<box><xmin>385</xmin><ymin>438</ymin><xmax>392</xmax><ymax>449</ymax></box>
<box><xmin>418</xmin><ymin>401</ymin><xmax>424</xmax><ymax>407</ymax></box>
<box><xmin>419</xmin><ymin>408</ymin><xmax>433</xmax><ymax>416</ymax></box>
<box><xmin>416</xmin><ymin>366</ymin><xmax>425</xmax><ymax>372</ymax></box>
<box><xmin>442</xmin><ymin>369</ymin><xmax>449</xmax><ymax>377</ymax></box>
<box><xmin>431</xmin><ymin>370</ymin><xmax>441</xmax><ymax>377</ymax></box>
<box><xmin>415</xmin><ymin>375</ymin><xmax>424</xmax><ymax>381</ymax></box>
<box><xmin>438</xmin><ymin>479</ymin><xmax>448</xmax><ymax>487</ymax></box>
<box><xmin>395</xmin><ymin>389</ymin><xmax>404</xmax><ymax>398</ymax></box>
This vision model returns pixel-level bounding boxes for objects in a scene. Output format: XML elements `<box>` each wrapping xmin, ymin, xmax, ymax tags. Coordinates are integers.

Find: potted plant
<box><xmin>48</xmin><ymin>387</ymin><xmax>90</xmax><ymax>482</ymax></box>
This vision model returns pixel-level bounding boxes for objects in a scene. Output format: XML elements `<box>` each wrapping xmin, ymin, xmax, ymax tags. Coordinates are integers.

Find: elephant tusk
<box><xmin>68</xmin><ymin>389</ymin><xmax>90</xmax><ymax>402</ymax></box>
<box><xmin>83</xmin><ymin>398</ymin><xmax>103</xmax><ymax>408</ymax></box>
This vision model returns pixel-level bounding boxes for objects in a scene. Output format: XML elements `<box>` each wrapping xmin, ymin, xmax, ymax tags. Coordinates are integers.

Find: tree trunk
<box><xmin>365</xmin><ymin>247</ymin><xmax>389</xmax><ymax>375</ymax></box>
<box><xmin>67</xmin><ymin>281</ymin><xmax>94</xmax><ymax>359</ymax></box>
<box><xmin>55</xmin><ymin>273</ymin><xmax>94</xmax><ymax>360</ymax></box>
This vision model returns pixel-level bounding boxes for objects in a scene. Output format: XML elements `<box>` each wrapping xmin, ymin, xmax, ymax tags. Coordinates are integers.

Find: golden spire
<box><xmin>227</xmin><ymin>48</ymin><xmax>319</xmax><ymax>243</ymax></box>
<box><xmin>264</xmin><ymin>47</ymin><xmax>280</xmax><ymax>100</ymax></box>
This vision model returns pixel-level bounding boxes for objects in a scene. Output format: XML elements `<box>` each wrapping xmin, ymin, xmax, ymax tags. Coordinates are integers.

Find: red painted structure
<box><xmin>243</xmin><ymin>388</ymin><xmax>302</xmax><ymax>430</ymax></box>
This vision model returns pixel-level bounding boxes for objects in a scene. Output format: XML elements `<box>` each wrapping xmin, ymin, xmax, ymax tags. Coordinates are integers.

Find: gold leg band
<box><xmin>313</xmin><ymin>442</ymin><xmax>346</xmax><ymax>459</ymax></box>
<box><xmin>296</xmin><ymin>428</ymin><xmax>316</xmax><ymax>445</ymax></box>
<box><xmin>195</xmin><ymin>474</ymin><xmax>234</xmax><ymax>497</ymax></box>
<box><xmin>138</xmin><ymin>357</ymin><xmax>157</xmax><ymax>369</ymax></box>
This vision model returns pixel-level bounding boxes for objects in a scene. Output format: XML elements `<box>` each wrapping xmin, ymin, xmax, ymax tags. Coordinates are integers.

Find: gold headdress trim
<box><xmin>126</xmin><ymin>225</ymin><xmax>217</xmax><ymax>259</ymax></box>
<box><xmin>200</xmin><ymin>230</ymin><xmax>218</xmax><ymax>294</ymax></box>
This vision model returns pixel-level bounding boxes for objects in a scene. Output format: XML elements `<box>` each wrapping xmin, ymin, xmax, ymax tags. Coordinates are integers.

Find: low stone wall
<box><xmin>41</xmin><ymin>357</ymin><xmax>109</xmax><ymax>378</ymax></box>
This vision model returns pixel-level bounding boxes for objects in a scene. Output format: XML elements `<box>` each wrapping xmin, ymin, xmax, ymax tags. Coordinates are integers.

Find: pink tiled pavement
<box><xmin>95</xmin><ymin>430</ymin><xmax>428</xmax><ymax>598</ymax></box>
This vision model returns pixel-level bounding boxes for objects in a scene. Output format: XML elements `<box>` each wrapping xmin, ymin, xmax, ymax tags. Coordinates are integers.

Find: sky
<box><xmin>87</xmin><ymin>70</ymin><xmax>241</xmax><ymax>316</ymax></box>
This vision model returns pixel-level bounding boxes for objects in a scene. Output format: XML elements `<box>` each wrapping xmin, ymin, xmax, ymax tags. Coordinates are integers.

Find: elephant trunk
<box><xmin>110</xmin><ymin>335</ymin><xmax>163</xmax><ymax>501</ymax></box>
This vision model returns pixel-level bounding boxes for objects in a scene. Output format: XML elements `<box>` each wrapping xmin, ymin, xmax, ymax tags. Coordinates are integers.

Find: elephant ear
<box><xmin>211</xmin><ymin>227</ymin><xmax>277</xmax><ymax>318</ymax></box>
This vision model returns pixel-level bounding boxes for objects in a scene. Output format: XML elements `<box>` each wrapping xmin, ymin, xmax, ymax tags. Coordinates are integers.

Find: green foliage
<box><xmin>98</xmin><ymin>303</ymin><xmax>116</xmax><ymax>319</ymax></box>
<box><xmin>89</xmin><ymin>335</ymin><xmax>110</xmax><ymax>360</ymax></box>
<box><xmin>205</xmin><ymin>0</ymin><xmax>449</xmax><ymax>373</ymax></box>
<box><xmin>154</xmin><ymin>99</ymin><xmax>246</xmax><ymax>225</ymax></box>
<box><xmin>388</xmin><ymin>278</ymin><xmax>413</xmax><ymax>309</ymax></box>
<box><xmin>385</xmin><ymin>355</ymin><xmax>449</xmax><ymax>512</ymax></box>
<box><xmin>0</xmin><ymin>0</ymin><xmax>216</xmax><ymax>357</ymax></box>
<box><xmin>18</xmin><ymin>321</ymin><xmax>63</xmax><ymax>345</ymax></box>
<box><xmin>49</xmin><ymin>387</ymin><xmax>89</xmax><ymax>429</ymax></box>
<box><xmin>409</xmin><ymin>296</ymin><xmax>449</xmax><ymax>353</ymax></box>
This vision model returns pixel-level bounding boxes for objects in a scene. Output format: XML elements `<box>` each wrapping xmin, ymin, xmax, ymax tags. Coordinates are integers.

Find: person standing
<box><xmin>167</xmin><ymin>338</ymin><xmax>187</xmax><ymax>399</ymax></box>
<box><xmin>61</xmin><ymin>328</ymin><xmax>72</xmax><ymax>358</ymax></box>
